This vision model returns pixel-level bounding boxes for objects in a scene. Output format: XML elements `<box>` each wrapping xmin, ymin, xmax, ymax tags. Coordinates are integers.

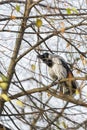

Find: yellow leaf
<box><xmin>0</xmin><ymin>94</ymin><xmax>10</xmax><ymax>101</ymax></box>
<box><xmin>47</xmin><ymin>92</ymin><xmax>51</xmax><ymax>97</ymax></box>
<box><xmin>10</xmin><ymin>15</ymin><xmax>16</xmax><ymax>19</ymax></box>
<box><xmin>76</xmin><ymin>70</ymin><xmax>81</xmax><ymax>74</ymax></box>
<box><xmin>16</xmin><ymin>100</ymin><xmax>24</xmax><ymax>107</ymax></box>
<box><xmin>80</xmin><ymin>55</ymin><xmax>86</xmax><ymax>65</ymax></box>
<box><xmin>31</xmin><ymin>64</ymin><xmax>36</xmax><ymax>71</ymax></box>
<box><xmin>0</xmin><ymin>75</ymin><xmax>8</xmax><ymax>90</ymax></box>
<box><xmin>60</xmin><ymin>22</ymin><xmax>65</xmax><ymax>33</ymax></box>
<box><xmin>36</xmin><ymin>19</ymin><xmax>42</xmax><ymax>28</ymax></box>
<box><xmin>80</xmin><ymin>55</ymin><xmax>84</xmax><ymax>60</ymax></box>
<box><xmin>83</xmin><ymin>59</ymin><xmax>86</xmax><ymax>65</ymax></box>
<box><xmin>75</xmin><ymin>89</ymin><xmax>80</xmax><ymax>95</ymax></box>
<box><xmin>60</xmin><ymin>27</ymin><xmax>65</xmax><ymax>33</ymax></box>
<box><xmin>0</xmin><ymin>82</ymin><xmax>8</xmax><ymax>90</ymax></box>
<box><xmin>62</xmin><ymin>121</ymin><xmax>67</xmax><ymax>128</ymax></box>
<box><xmin>66</xmin><ymin>43</ymin><xmax>70</xmax><ymax>48</ymax></box>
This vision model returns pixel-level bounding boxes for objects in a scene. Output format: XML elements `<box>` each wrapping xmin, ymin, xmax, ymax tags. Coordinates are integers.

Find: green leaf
<box><xmin>66</xmin><ymin>8</ymin><xmax>72</xmax><ymax>14</ymax></box>
<box><xmin>66</xmin><ymin>7</ymin><xmax>78</xmax><ymax>15</ymax></box>
<box><xmin>15</xmin><ymin>5</ymin><xmax>20</xmax><ymax>12</ymax></box>
<box><xmin>72</xmin><ymin>7</ymin><xmax>78</xmax><ymax>14</ymax></box>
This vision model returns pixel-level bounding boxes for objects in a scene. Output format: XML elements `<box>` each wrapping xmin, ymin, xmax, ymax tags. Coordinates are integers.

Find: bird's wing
<box><xmin>53</xmin><ymin>55</ymin><xmax>77</xmax><ymax>92</ymax></box>
<box><xmin>52</xmin><ymin>55</ymin><xmax>70</xmax><ymax>73</ymax></box>
<box><xmin>51</xmin><ymin>56</ymin><xmax>67</xmax><ymax>79</ymax></box>
<box><xmin>60</xmin><ymin>58</ymin><xmax>77</xmax><ymax>95</ymax></box>
<box><xmin>60</xmin><ymin>57</ymin><xmax>71</xmax><ymax>73</ymax></box>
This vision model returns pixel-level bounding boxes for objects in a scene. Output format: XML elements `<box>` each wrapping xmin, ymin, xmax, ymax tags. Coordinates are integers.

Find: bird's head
<box><xmin>37</xmin><ymin>53</ymin><xmax>53</xmax><ymax>67</ymax></box>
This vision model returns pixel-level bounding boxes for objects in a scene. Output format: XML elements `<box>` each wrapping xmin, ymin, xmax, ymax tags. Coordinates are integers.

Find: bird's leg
<box><xmin>53</xmin><ymin>77</ymin><xmax>60</xmax><ymax>93</ymax></box>
<box><xmin>59</xmin><ymin>84</ymin><xmax>64</xmax><ymax>94</ymax></box>
<box><xmin>52</xmin><ymin>78</ymin><xmax>61</xmax><ymax>93</ymax></box>
<box><xmin>51</xmin><ymin>78</ymin><xmax>59</xmax><ymax>93</ymax></box>
<box><xmin>57</xmin><ymin>79</ymin><xmax>64</xmax><ymax>94</ymax></box>
<box><xmin>66</xmin><ymin>81</ymin><xmax>73</xmax><ymax>96</ymax></box>
<box><xmin>61</xmin><ymin>81</ymin><xmax>72</xmax><ymax>95</ymax></box>
<box><xmin>61</xmin><ymin>82</ymin><xmax>69</xmax><ymax>95</ymax></box>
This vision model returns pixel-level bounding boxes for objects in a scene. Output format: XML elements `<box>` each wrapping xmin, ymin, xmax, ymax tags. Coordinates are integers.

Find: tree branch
<box><xmin>0</xmin><ymin>0</ymin><xmax>33</xmax><ymax>114</ymax></box>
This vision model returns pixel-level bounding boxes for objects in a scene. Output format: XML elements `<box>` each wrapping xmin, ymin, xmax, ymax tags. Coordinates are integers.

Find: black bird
<box><xmin>37</xmin><ymin>52</ymin><xmax>77</xmax><ymax>95</ymax></box>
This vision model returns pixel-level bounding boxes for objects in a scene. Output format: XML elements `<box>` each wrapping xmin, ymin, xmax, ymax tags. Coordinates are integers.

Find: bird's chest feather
<box><xmin>48</xmin><ymin>67</ymin><xmax>58</xmax><ymax>79</ymax></box>
<box><xmin>48</xmin><ymin>63</ymin><xmax>67</xmax><ymax>80</ymax></box>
